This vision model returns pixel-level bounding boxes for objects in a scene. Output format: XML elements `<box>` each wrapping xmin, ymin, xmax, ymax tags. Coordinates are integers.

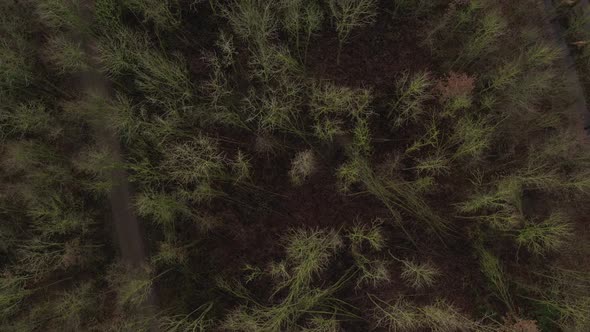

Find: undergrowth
<box><xmin>0</xmin><ymin>0</ymin><xmax>588</xmax><ymax>331</ymax></box>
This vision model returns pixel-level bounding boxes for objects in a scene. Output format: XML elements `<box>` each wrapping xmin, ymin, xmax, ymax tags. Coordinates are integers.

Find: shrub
<box><xmin>16</xmin><ymin>239</ymin><xmax>92</xmax><ymax>278</ymax></box>
<box><xmin>326</xmin><ymin>0</ymin><xmax>378</xmax><ymax>61</ymax></box>
<box><xmin>104</xmin><ymin>94</ymin><xmax>142</xmax><ymax>141</ymax></box>
<box><xmin>487</xmin><ymin>57</ymin><xmax>524</xmax><ymax>92</ymax></box>
<box><xmin>564</xmin><ymin>3</ymin><xmax>590</xmax><ymax>42</ymax></box>
<box><xmin>479</xmin><ymin>249</ymin><xmax>513</xmax><ymax>310</ymax></box>
<box><xmin>390</xmin><ymin>71</ymin><xmax>432</xmax><ymax>128</ymax></box>
<box><xmin>420</xmin><ymin>299</ymin><xmax>476</xmax><ymax>332</ymax></box>
<box><xmin>314</xmin><ymin>118</ymin><xmax>345</xmax><ymax>143</ymax></box>
<box><xmin>0</xmin><ymin>102</ymin><xmax>54</xmax><ymax>138</ymax></box>
<box><xmin>0</xmin><ymin>42</ymin><xmax>33</xmax><ymax>92</ymax></box>
<box><xmin>348</xmin><ymin>220</ymin><xmax>390</xmax><ymax>287</ymax></box>
<box><xmin>0</xmin><ymin>274</ymin><xmax>31</xmax><ymax>320</ymax></box>
<box><xmin>456</xmin><ymin>168</ymin><xmax>570</xmax><ymax>231</ymax></box>
<box><xmin>347</xmin><ymin>218</ymin><xmax>385</xmax><ymax>250</ymax></box>
<box><xmin>413</xmin><ymin>153</ymin><xmax>450</xmax><ymax>176</ymax></box>
<box><xmin>215</xmin><ymin>31</ymin><xmax>237</xmax><ymax>67</ymax></box>
<box><xmin>280</xmin><ymin>0</ymin><xmax>323</xmax><ymax>59</ymax></box>
<box><xmin>247</xmin><ymin>43</ymin><xmax>300</xmax><ymax>82</ymax></box>
<box><xmin>219</xmin><ymin>228</ymin><xmax>351</xmax><ymax>331</ymax></box>
<box><xmin>94</xmin><ymin>0</ymin><xmax>123</xmax><ymax>31</ymax></box>
<box><xmin>28</xmin><ymin>192</ymin><xmax>94</xmax><ymax>237</ymax></box>
<box><xmin>310</xmin><ymin>82</ymin><xmax>372</xmax><ymax>120</ymax></box>
<box><xmin>134</xmin><ymin>50</ymin><xmax>193</xmax><ymax>106</ymax></box>
<box><xmin>300</xmin><ymin>316</ymin><xmax>340</xmax><ymax>332</ymax></box>
<box><xmin>106</xmin><ymin>263</ymin><xmax>154</xmax><ymax>309</ymax></box>
<box><xmin>338</xmin><ymin>156</ymin><xmax>448</xmax><ymax>239</ymax></box>
<box><xmin>200</xmin><ymin>33</ymin><xmax>238</xmax><ymax>126</ymax></box>
<box><xmin>241</xmin><ymin>77</ymin><xmax>303</xmax><ymax>132</ymax></box>
<box><xmin>162</xmin><ymin>136</ymin><xmax>227</xmax><ymax>185</ymax></box>
<box><xmin>516</xmin><ymin>213</ymin><xmax>574</xmax><ymax>256</ymax></box>
<box><xmin>50</xmin><ymin>282</ymin><xmax>97</xmax><ymax>330</ymax></box>
<box><xmin>399</xmin><ymin>259</ymin><xmax>440</xmax><ymax>290</ymax></box>
<box><xmin>352</xmin><ymin>255</ymin><xmax>389</xmax><ymax>288</ymax></box>
<box><xmin>124</xmin><ymin>0</ymin><xmax>180</xmax><ymax>30</ymax></box>
<box><xmin>309</xmin><ymin>82</ymin><xmax>372</xmax><ymax>141</ymax></box>
<box><xmin>460</xmin><ymin>9</ymin><xmax>507</xmax><ymax>64</ymax></box>
<box><xmin>135</xmin><ymin>190</ymin><xmax>191</xmax><ymax>226</ymax></box>
<box><xmin>201</xmin><ymin>52</ymin><xmax>237</xmax><ymax>126</ymax></box>
<box><xmin>96</xmin><ymin>28</ymin><xmax>149</xmax><ymax>77</ymax></box>
<box><xmin>532</xmin><ymin>268</ymin><xmax>590</xmax><ymax>331</ymax></box>
<box><xmin>159</xmin><ymin>303</ymin><xmax>214</xmax><ymax>332</ymax></box>
<box><xmin>44</xmin><ymin>35</ymin><xmax>88</xmax><ymax>74</ymax></box>
<box><xmin>221</xmin><ymin>0</ymin><xmax>277</xmax><ymax>43</ymax></box>
<box><xmin>0</xmin><ymin>140</ymin><xmax>54</xmax><ymax>175</ymax></box>
<box><xmin>405</xmin><ymin>116</ymin><xmax>441</xmax><ymax>154</ymax></box>
<box><xmin>370</xmin><ymin>296</ymin><xmax>422</xmax><ymax>331</ymax></box>
<box><xmin>451</xmin><ymin>115</ymin><xmax>494</xmax><ymax>160</ymax></box>
<box><xmin>254</xmin><ymin>134</ymin><xmax>280</xmax><ymax>155</ymax></box>
<box><xmin>436</xmin><ymin>71</ymin><xmax>476</xmax><ymax>114</ymax></box>
<box><xmin>370</xmin><ymin>296</ymin><xmax>478</xmax><ymax>332</ymax></box>
<box><xmin>284</xmin><ymin>228</ymin><xmax>343</xmax><ymax>291</ymax></box>
<box><xmin>352</xmin><ymin>117</ymin><xmax>372</xmax><ymax>155</ymax></box>
<box><xmin>524</xmin><ymin>42</ymin><xmax>561</xmax><ymax>69</ymax></box>
<box><xmin>289</xmin><ymin>150</ymin><xmax>317</xmax><ymax>185</ymax></box>
<box><xmin>151</xmin><ymin>241</ymin><xmax>188</xmax><ymax>267</ymax></box>
<box><xmin>424</xmin><ymin>0</ymin><xmax>485</xmax><ymax>54</ymax></box>
<box><xmin>231</xmin><ymin>150</ymin><xmax>253</xmax><ymax>184</ymax></box>
<box><xmin>36</xmin><ymin>0</ymin><xmax>84</xmax><ymax>31</ymax></box>
<box><xmin>508</xmin><ymin>69</ymin><xmax>558</xmax><ymax>109</ymax></box>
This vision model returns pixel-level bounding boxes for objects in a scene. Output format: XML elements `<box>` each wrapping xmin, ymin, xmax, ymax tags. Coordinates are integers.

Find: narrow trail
<box><xmin>79</xmin><ymin>11</ymin><xmax>148</xmax><ymax>270</ymax></box>
<box><xmin>78</xmin><ymin>2</ymin><xmax>159</xmax><ymax>329</ymax></box>
<box><xmin>108</xmin><ymin>145</ymin><xmax>147</xmax><ymax>266</ymax></box>
<box><xmin>88</xmin><ymin>81</ymin><xmax>148</xmax><ymax>266</ymax></box>
<box><xmin>543</xmin><ymin>0</ymin><xmax>590</xmax><ymax>131</ymax></box>
<box><xmin>94</xmin><ymin>78</ymin><xmax>160</xmax><ymax>330</ymax></box>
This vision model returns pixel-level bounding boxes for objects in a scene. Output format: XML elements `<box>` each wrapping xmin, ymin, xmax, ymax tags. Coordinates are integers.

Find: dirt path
<box><xmin>542</xmin><ymin>0</ymin><xmax>590</xmax><ymax>131</ymax></box>
<box><xmin>95</xmin><ymin>82</ymin><xmax>160</xmax><ymax>330</ymax></box>
<box><xmin>78</xmin><ymin>2</ymin><xmax>159</xmax><ymax>330</ymax></box>
<box><xmin>76</xmin><ymin>12</ymin><xmax>149</xmax><ymax>270</ymax></box>
<box><xmin>105</xmin><ymin>130</ymin><xmax>146</xmax><ymax>266</ymax></box>
<box><xmin>85</xmin><ymin>81</ymin><xmax>147</xmax><ymax>266</ymax></box>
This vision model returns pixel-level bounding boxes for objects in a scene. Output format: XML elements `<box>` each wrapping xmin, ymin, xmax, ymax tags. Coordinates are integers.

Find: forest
<box><xmin>1</xmin><ymin>0</ymin><xmax>590</xmax><ymax>331</ymax></box>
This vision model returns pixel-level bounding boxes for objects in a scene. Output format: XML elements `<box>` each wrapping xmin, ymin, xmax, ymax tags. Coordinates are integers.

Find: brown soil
<box><xmin>90</xmin><ymin>1</ymin><xmax>590</xmax><ymax>330</ymax></box>
<box><xmin>541</xmin><ymin>0</ymin><xmax>590</xmax><ymax>129</ymax></box>
<box><xmin>172</xmin><ymin>3</ymin><xmax>483</xmax><ymax>327</ymax></box>
<box><xmin>306</xmin><ymin>7</ymin><xmax>432</xmax><ymax>93</ymax></box>
<box><xmin>104</xmin><ymin>129</ymin><xmax>147</xmax><ymax>264</ymax></box>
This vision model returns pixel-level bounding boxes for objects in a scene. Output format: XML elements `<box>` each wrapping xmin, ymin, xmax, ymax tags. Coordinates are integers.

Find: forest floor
<box><xmin>3</xmin><ymin>0</ymin><xmax>590</xmax><ymax>331</ymax></box>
